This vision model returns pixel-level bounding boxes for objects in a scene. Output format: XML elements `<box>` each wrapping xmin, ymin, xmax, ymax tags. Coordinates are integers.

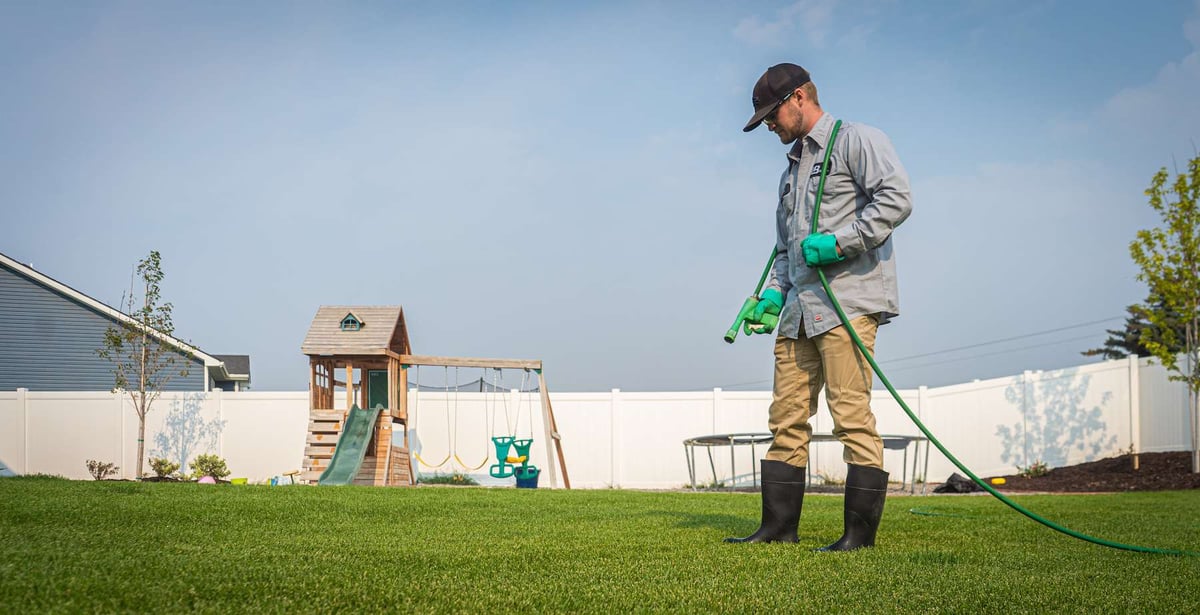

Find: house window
<box><xmin>340</xmin><ymin>314</ymin><xmax>363</xmax><ymax>331</ymax></box>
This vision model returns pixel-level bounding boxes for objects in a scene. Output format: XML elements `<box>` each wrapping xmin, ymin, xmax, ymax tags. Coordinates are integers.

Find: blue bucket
<box><xmin>515</xmin><ymin>466</ymin><xmax>540</xmax><ymax>489</ymax></box>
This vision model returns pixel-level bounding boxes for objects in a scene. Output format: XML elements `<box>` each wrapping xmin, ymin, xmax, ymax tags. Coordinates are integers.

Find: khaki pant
<box><xmin>766</xmin><ymin>315</ymin><xmax>882</xmax><ymax>469</ymax></box>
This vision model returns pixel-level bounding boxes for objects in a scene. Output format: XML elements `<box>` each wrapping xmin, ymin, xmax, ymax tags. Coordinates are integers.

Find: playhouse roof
<box><xmin>300</xmin><ymin>305</ymin><xmax>411</xmax><ymax>357</ymax></box>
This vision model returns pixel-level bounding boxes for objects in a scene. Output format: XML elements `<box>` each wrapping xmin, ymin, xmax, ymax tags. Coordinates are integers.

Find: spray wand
<box><xmin>723</xmin><ymin>248</ymin><xmax>780</xmax><ymax>343</ymax></box>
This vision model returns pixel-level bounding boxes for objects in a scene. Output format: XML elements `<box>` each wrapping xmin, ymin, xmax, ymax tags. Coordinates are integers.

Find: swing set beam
<box><xmin>395</xmin><ymin>353</ymin><xmax>542</xmax><ymax>371</ymax></box>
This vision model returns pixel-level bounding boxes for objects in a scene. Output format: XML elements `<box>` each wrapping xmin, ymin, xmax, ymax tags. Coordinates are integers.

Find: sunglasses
<box><xmin>764</xmin><ymin>90</ymin><xmax>796</xmax><ymax>124</ymax></box>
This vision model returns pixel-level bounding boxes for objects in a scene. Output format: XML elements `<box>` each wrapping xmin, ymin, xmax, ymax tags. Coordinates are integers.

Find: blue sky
<box><xmin>2</xmin><ymin>1</ymin><xmax>1199</xmax><ymax>392</ymax></box>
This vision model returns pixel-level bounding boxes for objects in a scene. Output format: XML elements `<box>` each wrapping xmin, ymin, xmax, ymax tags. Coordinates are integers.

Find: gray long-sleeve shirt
<box><xmin>767</xmin><ymin>112</ymin><xmax>913</xmax><ymax>339</ymax></box>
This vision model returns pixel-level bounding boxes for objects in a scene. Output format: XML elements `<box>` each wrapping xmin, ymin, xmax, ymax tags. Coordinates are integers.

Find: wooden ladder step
<box><xmin>307</xmin><ymin>433</ymin><xmax>339</xmax><ymax>445</ymax></box>
<box><xmin>304</xmin><ymin>445</ymin><xmax>336</xmax><ymax>459</ymax></box>
<box><xmin>308</xmin><ymin>420</ymin><xmax>342</xmax><ymax>433</ymax></box>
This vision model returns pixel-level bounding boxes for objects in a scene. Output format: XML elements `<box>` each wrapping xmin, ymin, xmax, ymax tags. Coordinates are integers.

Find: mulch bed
<box><xmin>987</xmin><ymin>452</ymin><xmax>1200</xmax><ymax>493</ymax></box>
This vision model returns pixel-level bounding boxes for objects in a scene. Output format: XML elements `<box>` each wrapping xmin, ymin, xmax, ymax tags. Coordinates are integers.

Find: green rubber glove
<box><xmin>751</xmin><ymin>288</ymin><xmax>783</xmax><ymax>321</ymax></box>
<box><xmin>801</xmin><ymin>233</ymin><xmax>844</xmax><ymax>267</ymax></box>
<box><xmin>743</xmin><ymin>312</ymin><xmax>779</xmax><ymax>335</ymax></box>
<box><xmin>743</xmin><ymin>289</ymin><xmax>782</xmax><ymax>335</ymax></box>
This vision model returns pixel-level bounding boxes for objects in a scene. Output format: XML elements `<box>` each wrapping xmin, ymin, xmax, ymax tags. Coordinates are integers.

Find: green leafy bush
<box><xmin>420</xmin><ymin>472</ymin><xmax>478</xmax><ymax>486</ymax></box>
<box><xmin>190</xmin><ymin>454</ymin><xmax>230</xmax><ymax>480</ymax></box>
<box><xmin>85</xmin><ymin>460</ymin><xmax>119</xmax><ymax>481</ymax></box>
<box><xmin>148</xmin><ymin>457</ymin><xmax>181</xmax><ymax>479</ymax></box>
<box><xmin>1018</xmin><ymin>460</ymin><xmax>1050</xmax><ymax>478</ymax></box>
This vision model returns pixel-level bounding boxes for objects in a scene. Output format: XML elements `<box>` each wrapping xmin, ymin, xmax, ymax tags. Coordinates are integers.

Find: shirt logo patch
<box><xmin>810</xmin><ymin>160</ymin><xmax>833</xmax><ymax>177</ymax></box>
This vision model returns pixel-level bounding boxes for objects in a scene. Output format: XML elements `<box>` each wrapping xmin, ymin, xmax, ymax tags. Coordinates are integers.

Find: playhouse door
<box><xmin>367</xmin><ymin>370</ymin><xmax>388</xmax><ymax>410</ymax></box>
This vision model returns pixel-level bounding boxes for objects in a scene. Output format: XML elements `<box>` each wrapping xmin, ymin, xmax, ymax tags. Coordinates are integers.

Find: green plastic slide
<box><xmin>317</xmin><ymin>404</ymin><xmax>383</xmax><ymax>486</ymax></box>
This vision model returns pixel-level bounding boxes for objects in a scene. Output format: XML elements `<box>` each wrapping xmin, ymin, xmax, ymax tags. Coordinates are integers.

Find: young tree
<box><xmin>96</xmin><ymin>251</ymin><xmax>191</xmax><ymax>478</ymax></box>
<box><xmin>1130</xmin><ymin>155</ymin><xmax>1200</xmax><ymax>473</ymax></box>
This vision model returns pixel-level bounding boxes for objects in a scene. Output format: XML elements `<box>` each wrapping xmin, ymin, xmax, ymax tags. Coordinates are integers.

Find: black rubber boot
<box><xmin>816</xmin><ymin>464</ymin><xmax>888</xmax><ymax>552</ymax></box>
<box><xmin>724</xmin><ymin>460</ymin><xmax>806</xmax><ymax>543</ymax></box>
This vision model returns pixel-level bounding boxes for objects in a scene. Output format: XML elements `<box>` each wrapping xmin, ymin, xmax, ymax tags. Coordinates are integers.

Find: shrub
<box><xmin>420</xmin><ymin>472</ymin><xmax>479</xmax><ymax>486</ymax></box>
<box><xmin>190</xmin><ymin>454</ymin><xmax>230</xmax><ymax>480</ymax></box>
<box><xmin>86</xmin><ymin>460</ymin><xmax>120</xmax><ymax>481</ymax></box>
<box><xmin>814</xmin><ymin>471</ymin><xmax>845</xmax><ymax>486</ymax></box>
<box><xmin>1018</xmin><ymin>460</ymin><xmax>1050</xmax><ymax>478</ymax></box>
<box><xmin>690</xmin><ymin>478</ymin><xmax>726</xmax><ymax>490</ymax></box>
<box><xmin>148</xmin><ymin>457</ymin><xmax>181</xmax><ymax>479</ymax></box>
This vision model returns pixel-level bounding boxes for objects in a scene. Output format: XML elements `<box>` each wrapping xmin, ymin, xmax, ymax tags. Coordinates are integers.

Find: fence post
<box><xmin>712</xmin><ymin>388</ymin><xmax>722</xmax><ymax>433</ymax></box>
<box><xmin>116</xmin><ymin>390</ymin><xmax>125</xmax><ymax>479</ymax></box>
<box><xmin>1022</xmin><ymin>370</ymin><xmax>1034</xmax><ymax>469</ymax></box>
<box><xmin>18</xmin><ymin>387</ymin><xmax>28</xmax><ymax>474</ymax></box>
<box><xmin>917</xmin><ymin>385</ymin><xmax>927</xmax><ymax>420</ymax></box>
<box><xmin>213</xmin><ymin>388</ymin><xmax>224</xmax><ymax>457</ymax></box>
<box><xmin>610</xmin><ymin>388</ymin><xmax>621</xmax><ymax>489</ymax></box>
<box><xmin>1128</xmin><ymin>355</ymin><xmax>1141</xmax><ymax>470</ymax></box>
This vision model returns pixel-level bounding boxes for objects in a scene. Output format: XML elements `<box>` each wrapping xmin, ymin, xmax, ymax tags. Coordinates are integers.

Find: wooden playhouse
<box><xmin>300</xmin><ymin>306</ymin><xmax>415</xmax><ymax>486</ymax></box>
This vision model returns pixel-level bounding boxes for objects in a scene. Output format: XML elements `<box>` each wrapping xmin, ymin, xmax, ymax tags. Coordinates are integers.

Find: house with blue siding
<box><xmin>0</xmin><ymin>251</ymin><xmax>249</xmax><ymax>391</ymax></box>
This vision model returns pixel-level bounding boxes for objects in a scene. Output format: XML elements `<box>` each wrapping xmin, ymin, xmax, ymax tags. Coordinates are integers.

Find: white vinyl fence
<box><xmin>0</xmin><ymin>356</ymin><xmax>1192</xmax><ymax>489</ymax></box>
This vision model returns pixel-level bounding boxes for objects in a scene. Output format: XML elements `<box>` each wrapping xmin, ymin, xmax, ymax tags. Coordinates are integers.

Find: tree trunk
<box><xmin>1192</xmin><ymin>383</ymin><xmax>1199</xmax><ymax>474</ymax></box>
<box><xmin>1193</xmin><ymin>322</ymin><xmax>1199</xmax><ymax>473</ymax></box>
<box><xmin>137</xmin><ymin>412</ymin><xmax>146</xmax><ymax>479</ymax></box>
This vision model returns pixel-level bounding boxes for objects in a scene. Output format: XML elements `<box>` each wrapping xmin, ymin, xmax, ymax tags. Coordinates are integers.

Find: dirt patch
<box><xmin>985</xmin><ymin>452</ymin><xmax>1200</xmax><ymax>493</ymax></box>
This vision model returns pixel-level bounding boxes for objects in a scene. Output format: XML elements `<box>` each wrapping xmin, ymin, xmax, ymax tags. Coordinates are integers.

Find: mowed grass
<box><xmin>1</xmin><ymin>478</ymin><xmax>1198</xmax><ymax>613</ymax></box>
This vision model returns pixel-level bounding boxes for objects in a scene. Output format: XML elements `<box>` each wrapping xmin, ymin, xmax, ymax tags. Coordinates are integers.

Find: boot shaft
<box><xmin>760</xmin><ymin>459</ymin><xmax>806</xmax><ymax>485</ymax></box>
<box><xmin>844</xmin><ymin>464</ymin><xmax>888</xmax><ymax>530</ymax></box>
<box><xmin>816</xmin><ymin>464</ymin><xmax>888</xmax><ymax>552</ymax></box>
<box><xmin>724</xmin><ymin>460</ymin><xmax>806</xmax><ymax>544</ymax></box>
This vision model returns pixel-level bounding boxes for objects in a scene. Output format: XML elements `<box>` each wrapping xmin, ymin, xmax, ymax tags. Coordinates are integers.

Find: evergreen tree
<box><xmin>1083</xmin><ymin>301</ymin><xmax>1184</xmax><ymax>360</ymax></box>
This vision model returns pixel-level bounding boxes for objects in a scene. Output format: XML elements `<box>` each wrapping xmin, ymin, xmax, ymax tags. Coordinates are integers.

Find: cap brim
<box><xmin>743</xmin><ymin>103</ymin><xmax>778</xmax><ymax>132</ymax></box>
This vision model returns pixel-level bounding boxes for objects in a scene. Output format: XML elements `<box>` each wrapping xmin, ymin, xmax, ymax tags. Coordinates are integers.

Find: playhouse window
<box><xmin>340</xmin><ymin>315</ymin><xmax>362</xmax><ymax>331</ymax></box>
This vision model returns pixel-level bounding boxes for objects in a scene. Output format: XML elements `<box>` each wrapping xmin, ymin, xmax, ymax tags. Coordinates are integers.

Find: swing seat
<box><xmin>515</xmin><ymin>466</ymin><xmax>540</xmax><ymax>488</ymax></box>
<box><xmin>489</xmin><ymin>463</ymin><xmax>515</xmax><ymax>479</ymax></box>
<box><xmin>512</xmin><ymin>438</ymin><xmax>533</xmax><ymax>457</ymax></box>
<box><xmin>491</xmin><ymin>436</ymin><xmax>514</xmax><ymax>460</ymax></box>
<box><xmin>505</xmin><ymin>455</ymin><xmax>528</xmax><ymax>464</ymax></box>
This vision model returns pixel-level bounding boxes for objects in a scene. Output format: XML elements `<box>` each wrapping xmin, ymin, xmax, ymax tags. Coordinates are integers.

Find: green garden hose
<box><xmin>763</xmin><ymin>119</ymin><xmax>1197</xmax><ymax>556</ymax></box>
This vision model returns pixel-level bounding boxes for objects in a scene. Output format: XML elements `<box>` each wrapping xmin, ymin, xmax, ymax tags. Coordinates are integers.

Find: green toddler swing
<box><xmin>488</xmin><ymin>368</ymin><xmax>539</xmax><ymax>484</ymax></box>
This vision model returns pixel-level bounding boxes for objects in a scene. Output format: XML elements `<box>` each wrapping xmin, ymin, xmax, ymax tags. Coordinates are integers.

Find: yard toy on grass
<box><xmin>300</xmin><ymin>305</ymin><xmax>570</xmax><ymax>488</ymax></box>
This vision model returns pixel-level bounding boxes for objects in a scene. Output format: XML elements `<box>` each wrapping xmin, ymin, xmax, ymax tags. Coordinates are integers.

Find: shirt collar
<box><xmin>786</xmin><ymin>112</ymin><xmax>834</xmax><ymax>162</ymax></box>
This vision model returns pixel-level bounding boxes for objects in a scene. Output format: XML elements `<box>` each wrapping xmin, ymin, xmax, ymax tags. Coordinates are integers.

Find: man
<box><xmin>726</xmin><ymin>63</ymin><xmax>912</xmax><ymax>551</ymax></box>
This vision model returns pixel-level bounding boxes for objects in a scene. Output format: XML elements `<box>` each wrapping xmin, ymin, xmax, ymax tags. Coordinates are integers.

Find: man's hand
<box><xmin>801</xmin><ymin>233</ymin><xmax>845</xmax><ymax>267</ymax></box>
<box><xmin>743</xmin><ymin>288</ymin><xmax>783</xmax><ymax>335</ymax></box>
<box><xmin>743</xmin><ymin>312</ymin><xmax>779</xmax><ymax>335</ymax></box>
<box><xmin>751</xmin><ymin>288</ymin><xmax>783</xmax><ymax>321</ymax></box>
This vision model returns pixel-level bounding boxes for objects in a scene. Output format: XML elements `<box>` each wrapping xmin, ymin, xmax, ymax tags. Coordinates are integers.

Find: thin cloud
<box><xmin>1101</xmin><ymin>40</ymin><xmax>1199</xmax><ymax>134</ymax></box>
<box><xmin>1065</xmin><ymin>1</ymin><xmax>1200</xmax><ymax>151</ymax></box>
<box><xmin>733</xmin><ymin>0</ymin><xmax>838</xmax><ymax>48</ymax></box>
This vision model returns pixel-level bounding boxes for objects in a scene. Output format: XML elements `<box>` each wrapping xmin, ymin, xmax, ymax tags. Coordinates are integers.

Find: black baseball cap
<box><xmin>743</xmin><ymin>63</ymin><xmax>811</xmax><ymax>132</ymax></box>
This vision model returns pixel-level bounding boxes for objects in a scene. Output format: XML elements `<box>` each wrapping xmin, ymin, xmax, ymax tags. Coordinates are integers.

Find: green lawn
<box><xmin>1</xmin><ymin>478</ymin><xmax>1198</xmax><ymax>613</ymax></box>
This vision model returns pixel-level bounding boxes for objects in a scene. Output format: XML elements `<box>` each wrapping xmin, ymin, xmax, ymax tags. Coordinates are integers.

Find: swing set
<box><xmin>409</xmin><ymin>362</ymin><xmax>557</xmax><ymax>487</ymax></box>
<box><xmin>300</xmin><ymin>305</ymin><xmax>570</xmax><ymax>488</ymax></box>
